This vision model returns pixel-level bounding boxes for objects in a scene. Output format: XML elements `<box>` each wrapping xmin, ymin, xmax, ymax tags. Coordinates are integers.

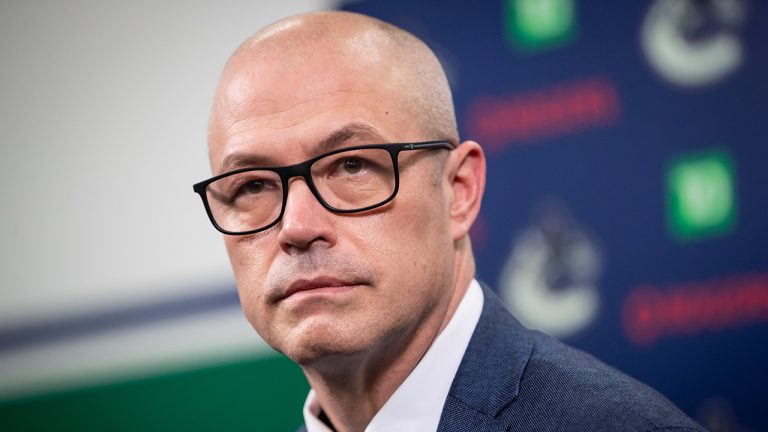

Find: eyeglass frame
<box><xmin>193</xmin><ymin>140</ymin><xmax>454</xmax><ymax>236</ymax></box>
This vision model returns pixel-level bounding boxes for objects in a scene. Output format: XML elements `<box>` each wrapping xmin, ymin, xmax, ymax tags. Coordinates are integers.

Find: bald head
<box><xmin>209</xmin><ymin>11</ymin><xmax>458</xmax><ymax>157</ymax></box>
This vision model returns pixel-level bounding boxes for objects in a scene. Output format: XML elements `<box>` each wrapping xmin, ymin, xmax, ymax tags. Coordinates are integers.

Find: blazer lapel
<box><xmin>437</xmin><ymin>285</ymin><xmax>533</xmax><ymax>432</ymax></box>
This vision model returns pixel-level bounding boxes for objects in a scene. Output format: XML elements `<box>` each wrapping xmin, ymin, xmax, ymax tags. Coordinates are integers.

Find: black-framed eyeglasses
<box><xmin>193</xmin><ymin>141</ymin><xmax>453</xmax><ymax>235</ymax></box>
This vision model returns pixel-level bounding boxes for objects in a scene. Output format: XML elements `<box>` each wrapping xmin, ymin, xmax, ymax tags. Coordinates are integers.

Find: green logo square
<box><xmin>504</xmin><ymin>0</ymin><xmax>577</xmax><ymax>52</ymax></box>
<box><xmin>666</xmin><ymin>148</ymin><xmax>737</xmax><ymax>241</ymax></box>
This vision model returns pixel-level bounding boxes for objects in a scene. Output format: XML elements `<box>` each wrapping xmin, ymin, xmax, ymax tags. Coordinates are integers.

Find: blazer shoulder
<box><xmin>451</xmin><ymin>285</ymin><xmax>705</xmax><ymax>432</ymax></box>
<box><xmin>508</xmin><ymin>328</ymin><xmax>705</xmax><ymax>431</ymax></box>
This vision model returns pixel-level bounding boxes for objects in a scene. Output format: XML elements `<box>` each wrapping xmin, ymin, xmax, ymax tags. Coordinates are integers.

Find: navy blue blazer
<box><xmin>299</xmin><ymin>286</ymin><xmax>705</xmax><ymax>431</ymax></box>
<box><xmin>436</xmin><ymin>286</ymin><xmax>704</xmax><ymax>431</ymax></box>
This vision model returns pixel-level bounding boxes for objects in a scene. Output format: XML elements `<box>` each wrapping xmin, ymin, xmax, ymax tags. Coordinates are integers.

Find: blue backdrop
<box><xmin>341</xmin><ymin>1</ymin><xmax>767</xmax><ymax>430</ymax></box>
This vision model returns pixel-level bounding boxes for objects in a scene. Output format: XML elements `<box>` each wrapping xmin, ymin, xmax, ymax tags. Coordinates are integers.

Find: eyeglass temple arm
<box><xmin>400</xmin><ymin>141</ymin><xmax>454</xmax><ymax>151</ymax></box>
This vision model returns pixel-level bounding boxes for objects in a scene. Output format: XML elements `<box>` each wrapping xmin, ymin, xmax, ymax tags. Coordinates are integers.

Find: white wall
<box><xmin>0</xmin><ymin>0</ymin><xmax>335</xmax><ymax>397</ymax></box>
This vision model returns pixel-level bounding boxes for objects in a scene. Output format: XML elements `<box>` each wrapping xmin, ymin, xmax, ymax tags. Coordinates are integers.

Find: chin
<box><xmin>279</xmin><ymin>322</ymin><xmax>373</xmax><ymax>367</ymax></box>
<box><xmin>288</xmin><ymin>343</ymin><xmax>362</xmax><ymax>367</ymax></box>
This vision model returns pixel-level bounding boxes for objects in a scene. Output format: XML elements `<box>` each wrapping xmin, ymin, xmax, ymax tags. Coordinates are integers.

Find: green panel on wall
<box><xmin>0</xmin><ymin>354</ymin><xmax>308</xmax><ymax>432</ymax></box>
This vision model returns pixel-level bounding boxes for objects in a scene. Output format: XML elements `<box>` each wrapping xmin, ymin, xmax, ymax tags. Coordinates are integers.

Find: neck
<box><xmin>302</xmin><ymin>238</ymin><xmax>476</xmax><ymax>432</ymax></box>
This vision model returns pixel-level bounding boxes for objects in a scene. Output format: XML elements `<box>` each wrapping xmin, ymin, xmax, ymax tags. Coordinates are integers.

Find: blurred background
<box><xmin>1</xmin><ymin>1</ymin><xmax>766</xmax><ymax>431</ymax></box>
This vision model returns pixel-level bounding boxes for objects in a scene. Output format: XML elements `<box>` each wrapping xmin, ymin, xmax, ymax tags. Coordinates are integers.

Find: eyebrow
<box><xmin>218</xmin><ymin>122</ymin><xmax>386</xmax><ymax>173</ymax></box>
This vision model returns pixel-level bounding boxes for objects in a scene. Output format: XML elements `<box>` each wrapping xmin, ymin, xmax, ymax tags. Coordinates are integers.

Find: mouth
<box><xmin>279</xmin><ymin>276</ymin><xmax>361</xmax><ymax>301</ymax></box>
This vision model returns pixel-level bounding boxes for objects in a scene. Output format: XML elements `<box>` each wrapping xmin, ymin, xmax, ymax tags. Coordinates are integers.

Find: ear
<box><xmin>445</xmin><ymin>140</ymin><xmax>486</xmax><ymax>241</ymax></box>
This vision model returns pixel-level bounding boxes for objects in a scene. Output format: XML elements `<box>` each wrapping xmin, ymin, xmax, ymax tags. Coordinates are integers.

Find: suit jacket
<box><xmin>299</xmin><ymin>286</ymin><xmax>705</xmax><ymax>431</ymax></box>
<box><xmin>436</xmin><ymin>286</ymin><xmax>704</xmax><ymax>431</ymax></box>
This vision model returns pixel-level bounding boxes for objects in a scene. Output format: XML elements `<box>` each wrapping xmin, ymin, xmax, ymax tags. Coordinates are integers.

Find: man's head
<box><xmin>205</xmin><ymin>11</ymin><xmax>485</xmax><ymax>368</ymax></box>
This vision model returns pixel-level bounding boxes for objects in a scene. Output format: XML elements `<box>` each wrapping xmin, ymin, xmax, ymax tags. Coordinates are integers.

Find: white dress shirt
<box><xmin>303</xmin><ymin>279</ymin><xmax>484</xmax><ymax>432</ymax></box>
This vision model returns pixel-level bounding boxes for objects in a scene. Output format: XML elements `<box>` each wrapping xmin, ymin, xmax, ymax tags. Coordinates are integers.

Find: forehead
<box><xmin>208</xmin><ymin>47</ymin><xmax>420</xmax><ymax>172</ymax></box>
<box><xmin>218</xmin><ymin>122</ymin><xmax>388</xmax><ymax>172</ymax></box>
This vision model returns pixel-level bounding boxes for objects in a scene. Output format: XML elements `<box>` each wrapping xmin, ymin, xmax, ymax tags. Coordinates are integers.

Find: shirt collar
<box><xmin>303</xmin><ymin>279</ymin><xmax>484</xmax><ymax>432</ymax></box>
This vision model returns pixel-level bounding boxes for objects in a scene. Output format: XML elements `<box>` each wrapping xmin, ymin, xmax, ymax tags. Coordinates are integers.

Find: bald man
<box><xmin>193</xmin><ymin>11</ymin><xmax>704</xmax><ymax>432</ymax></box>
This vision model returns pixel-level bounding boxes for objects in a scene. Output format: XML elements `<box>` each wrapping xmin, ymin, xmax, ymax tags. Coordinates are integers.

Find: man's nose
<box><xmin>277</xmin><ymin>178</ymin><xmax>336</xmax><ymax>252</ymax></box>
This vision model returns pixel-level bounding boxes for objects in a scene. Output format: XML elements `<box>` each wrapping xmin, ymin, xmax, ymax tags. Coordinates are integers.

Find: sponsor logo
<box><xmin>504</xmin><ymin>0</ymin><xmax>577</xmax><ymax>52</ymax></box>
<box><xmin>500</xmin><ymin>202</ymin><xmax>601</xmax><ymax>338</ymax></box>
<box><xmin>622</xmin><ymin>272</ymin><xmax>768</xmax><ymax>347</ymax></box>
<box><xmin>666</xmin><ymin>148</ymin><xmax>737</xmax><ymax>241</ymax></box>
<box><xmin>465</xmin><ymin>77</ymin><xmax>620</xmax><ymax>152</ymax></box>
<box><xmin>641</xmin><ymin>0</ymin><xmax>746</xmax><ymax>87</ymax></box>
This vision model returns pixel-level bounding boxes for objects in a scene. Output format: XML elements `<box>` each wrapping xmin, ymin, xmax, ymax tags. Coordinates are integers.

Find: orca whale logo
<box><xmin>500</xmin><ymin>203</ymin><xmax>601</xmax><ymax>338</ymax></box>
<box><xmin>641</xmin><ymin>0</ymin><xmax>746</xmax><ymax>87</ymax></box>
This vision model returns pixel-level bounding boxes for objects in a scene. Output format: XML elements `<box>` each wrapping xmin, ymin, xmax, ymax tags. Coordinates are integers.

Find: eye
<box><xmin>231</xmin><ymin>177</ymin><xmax>278</xmax><ymax>202</ymax></box>
<box><xmin>342</xmin><ymin>157</ymin><xmax>364</xmax><ymax>174</ymax></box>
<box><xmin>316</xmin><ymin>150</ymin><xmax>387</xmax><ymax>181</ymax></box>
<box><xmin>240</xmin><ymin>180</ymin><xmax>265</xmax><ymax>194</ymax></box>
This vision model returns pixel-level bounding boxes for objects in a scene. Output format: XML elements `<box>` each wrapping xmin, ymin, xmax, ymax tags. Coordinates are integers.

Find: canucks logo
<box><xmin>500</xmin><ymin>202</ymin><xmax>601</xmax><ymax>338</ymax></box>
<box><xmin>641</xmin><ymin>0</ymin><xmax>746</xmax><ymax>87</ymax></box>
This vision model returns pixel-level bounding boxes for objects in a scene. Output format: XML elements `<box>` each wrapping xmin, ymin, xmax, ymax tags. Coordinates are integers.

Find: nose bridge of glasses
<box><xmin>282</xmin><ymin>158</ymin><xmax>320</xmax><ymax>190</ymax></box>
<box><xmin>280</xmin><ymin>159</ymin><xmax>326</xmax><ymax>209</ymax></box>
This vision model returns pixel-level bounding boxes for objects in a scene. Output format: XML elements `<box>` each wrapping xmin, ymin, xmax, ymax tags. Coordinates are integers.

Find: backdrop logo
<box><xmin>666</xmin><ymin>148</ymin><xmax>737</xmax><ymax>241</ymax></box>
<box><xmin>465</xmin><ymin>77</ymin><xmax>619</xmax><ymax>152</ymax></box>
<box><xmin>504</xmin><ymin>0</ymin><xmax>577</xmax><ymax>52</ymax></box>
<box><xmin>500</xmin><ymin>202</ymin><xmax>602</xmax><ymax>338</ymax></box>
<box><xmin>622</xmin><ymin>272</ymin><xmax>768</xmax><ymax>347</ymax></box>
<box><xmin>641</xmin><ymin>0</ymin><xmax>746</xmax><ymax>87</ymax></box>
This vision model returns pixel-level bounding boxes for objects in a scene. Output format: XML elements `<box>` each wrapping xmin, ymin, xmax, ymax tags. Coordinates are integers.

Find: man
<box><xmin>194</xmin><ymin>11</ymin><xmax>704</xmax><ymax>432</ymax></box>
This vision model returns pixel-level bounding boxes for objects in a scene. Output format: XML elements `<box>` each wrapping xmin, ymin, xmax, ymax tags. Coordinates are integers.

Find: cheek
<box><xmin>357</xmin><ymin>188</ymin><xmax>451</xmax><ymax>285</ymax></box>
<box><xmin>227</xmin><ymin>225</ymin><xmax>287</xmax><ymax>267</ymax></box>
<box><xmin>224</xmin><ymin>236</ymin><xmax>275</xmax><ymax>318</ymax></box>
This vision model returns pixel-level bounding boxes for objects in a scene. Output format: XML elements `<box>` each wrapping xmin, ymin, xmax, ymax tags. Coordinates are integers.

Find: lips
<box><xmin>280</xmin><ymin>276</ymin><xmax>359</xmax><ymax>300</ymax></box>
